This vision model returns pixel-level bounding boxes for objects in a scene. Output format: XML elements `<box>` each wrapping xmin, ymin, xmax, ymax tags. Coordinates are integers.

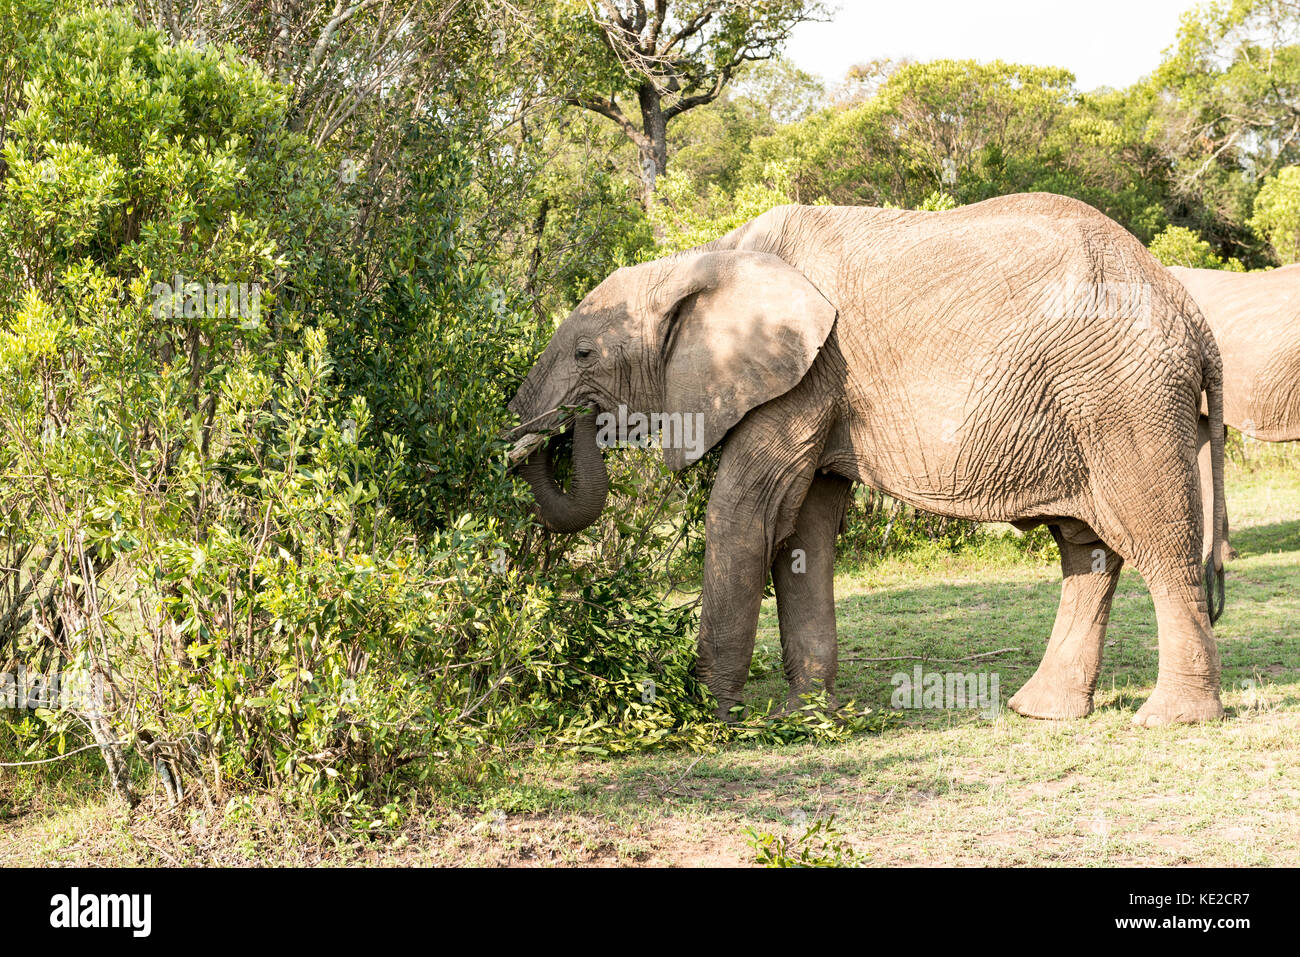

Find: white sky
<box><xmin>785</xmin><ymin>0</ymin><xmax>1207</xmax><ymax>92</ymax></box>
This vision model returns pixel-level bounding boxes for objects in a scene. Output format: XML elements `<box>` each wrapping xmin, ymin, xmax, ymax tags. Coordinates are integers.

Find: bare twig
<box><xmin>842</xmin><ymin>647</ymin><xmax>1021</xmax><ymax>664</ymax></box>
<box><xmin>657</xmin><ymin>753</ymin><xmax>705</xmax><ymax>796</ymax></box>
<box><xmin>0</xmin><ymin>741</ymin><xmax>126</xmax><ymax>767</ymax></box>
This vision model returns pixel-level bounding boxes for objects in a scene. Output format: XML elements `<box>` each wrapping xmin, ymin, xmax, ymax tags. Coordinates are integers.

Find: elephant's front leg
<box><xmin>696</xmin><ymin>497</ymin><xmax>773</xmax><ymax>720</ymax></box>
<box><xmin>696</xmin><ymin>449</ymin><xmax>832</xmax><ymax>720</ymax></box>
<box><xmin>771</xmin><ymin>472</ymin><xmax>853</xmax><ymax>707</ymax></box>
<box><xmin>694</xmin><ymin>358</ymin><xmax>842</xmax><ymax>720</ymax></box>
<box><xmin>1008</xmin><ymin>527</ymin><xmax>1123</xmax><ymax>720</ymax></box>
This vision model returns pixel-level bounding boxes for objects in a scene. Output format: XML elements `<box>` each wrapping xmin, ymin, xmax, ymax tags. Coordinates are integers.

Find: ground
<box><xmin>3</xmin><ymin>447</ymin><xmax>1299</xmax><ymax>866</ymax></box>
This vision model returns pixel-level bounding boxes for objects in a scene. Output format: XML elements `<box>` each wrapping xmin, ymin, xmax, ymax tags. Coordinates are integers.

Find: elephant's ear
<box><xmin>654</xmin><ymin>250</ymin><xmax>836</xmax><ymax>471</ymax></box>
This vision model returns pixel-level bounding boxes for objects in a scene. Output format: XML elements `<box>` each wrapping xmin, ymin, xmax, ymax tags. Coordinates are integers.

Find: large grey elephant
<box><xmin>1169</xmin><ymin>264</ymin><xmax>1300</xmax><ymax>559</ymax></box>
<box><xmin>507</xmin><ymin>193</ymin><xmax>1228</xmax><ymax>727</ymax></box>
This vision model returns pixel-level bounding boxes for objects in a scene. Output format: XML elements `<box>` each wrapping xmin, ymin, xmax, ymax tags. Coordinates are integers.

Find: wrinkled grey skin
<box><xmin>1169</xmin><ymin>264</ymin><xmax>1300</xmax><ymax>563</ymax></box>
<box><xmin>509</xmin><ymin>193</ymin><xmax>1228</xmax><ymax>727</ymax></box>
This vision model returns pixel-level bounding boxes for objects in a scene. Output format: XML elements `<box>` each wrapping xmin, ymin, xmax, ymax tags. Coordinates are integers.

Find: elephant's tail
<box><xmin>1204</xmin><ymin>354</ymin><xmax>1227</xmax><ymax>625</ymax></box>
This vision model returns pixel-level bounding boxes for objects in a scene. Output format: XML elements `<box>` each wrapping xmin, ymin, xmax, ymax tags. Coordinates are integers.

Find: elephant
<box><xmin>1168</xmin><ymin>264</ymin><xmax>1300</xmax><ymax>560</ymax></box>
<box><xmin>507</xmin><ymin>193</ymin><xmax>1228</xmax><ymax>728</ymax></box>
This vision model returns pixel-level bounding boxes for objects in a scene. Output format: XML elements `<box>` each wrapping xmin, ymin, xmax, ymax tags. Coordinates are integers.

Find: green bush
<box><xmin>1149</xmin><ymin>225</ymin><xmax>1245</xmax><ymax>270</ymax></box>
<box><xmin>747</xmin><ymin>814</ymin><xmax>863</xmax><ymax>867</ymax></box>
<box><xmin>1249</xmin><ymin>165</ymin><xmax>1300</xmax><ymax>265</ymax></box>
<box><xmin>0</xmin><ymin>10</ymin><xmax>893</xmax><ymax>824</ymax></box>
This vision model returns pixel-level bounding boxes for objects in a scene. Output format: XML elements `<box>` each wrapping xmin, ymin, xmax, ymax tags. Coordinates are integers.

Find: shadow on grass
<box><xmin>495</xmin><ymin>529</ymin><xmax>1300</xmax><ymax>821</ymax></box>
<box><xmin>1231</xmin><ymin>519</ymin><xmax>1300</xmax><ymax>556</ymax></box>
<box><xmin>747</xmin><ymin>563</ymin><xmax>1300</xmax><ymax>728</ymax></box>
<box><xmin>749</xmin><ymin>575</ymin><xmax>1162</xmax><ymax>719</ymax></box>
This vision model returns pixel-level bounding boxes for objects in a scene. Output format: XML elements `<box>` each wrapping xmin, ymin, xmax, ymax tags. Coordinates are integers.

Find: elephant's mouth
<box><xmin>503</xmin><ymin>400</ymin><xmax>600</xmax><ymax>468</ymax></box>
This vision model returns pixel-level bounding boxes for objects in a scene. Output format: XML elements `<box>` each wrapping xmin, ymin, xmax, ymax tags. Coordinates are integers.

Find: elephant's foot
<box><xmin>713</xmin><ymin>697</ymin><xmax>744</xmax><ymax>723</ymax></box>
<box><xmin>1008</xmin><ymin>670</ymin><xmax>1094</xmax><ymax>720</ymax></box>
<box><xmin>1131</xmin><ymin>686</ymin><xmax>1224</xmax><ymax>727</ymax></box>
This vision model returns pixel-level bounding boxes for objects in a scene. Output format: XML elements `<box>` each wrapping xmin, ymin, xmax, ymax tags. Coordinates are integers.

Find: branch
<box><xmin>0</xmin><ymin>741</ymin><xmax>128</xmax><ymax>767</ymax></box>
<box><xmin>646</xmin><ymin>0</ymin><xmax>668</xmax><ymax>47</ymax></box>
<box><xmin>841</xmin><ymin>648</ymin><xmax>1022</xmax><ymax>664</ymax></box>
<box><xmin>299</xmin><ymin>0</ymin><xmax>384</xmax><ymax>90</ymax></box>
<box><xmin>662</xmin><ymin>4</ymin><xmax>719</xmax><ymax>54</ymax></box>
<box><xmin>565</xmin><ymin>94</ymin><xmax>648</xmax><ymax>144</ymax></box>
<box><xmin>597</xmin><ymin>0</ymin><xmax>633</xmax><ymax>32</ymax></box>
<box><xmin>663</xmin><ymin>59</ymin><xmax>738</xmax><ymax>119</ymax></box>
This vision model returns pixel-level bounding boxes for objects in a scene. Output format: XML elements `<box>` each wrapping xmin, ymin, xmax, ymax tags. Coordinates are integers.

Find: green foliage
<box><xmin>1149</xmin><ymin>225</ymin><xmax>1246</xmax><ymax>270</ymax></box>
<box><xmin>515</xmin><ymin>117</ymin><xmax>656</xmax><ymax>310</ymax></box>
<box><xmin>914</xmin><ymin>190</ymin><xmax>958</xmax><ymax>212</ymax></box>
<box><xmin>732</xmin><ymin>58</ymin><xmax>1176</xmax><ymax>241</ymax></box>
<box><xmin>1249</xmin><ymin>165</ymin><xmax>1300</xmax><ymax>264</ymax></box>
<box><xmin>0</xmin><ymin>0</ymin><xmax>893</xmax><ymax>825</ymax></box>
<box><xmin>0</xmin><ymin>10</ymin><xmax>496</xmax><ymax>812</ymax></box>
<box><xmin>510</xmin><ymin>557</ymin><xmax>717</xmax><ymax>755</ymax></box>
<box><xmin>669</xmin><ymin>57</ymin><xmax>824</xmax><ymax>192</ymax></box>
<box><xmin>651</xmin><ymin>160</ymin><xmax>797</xmax><ymax>252</ymax></box>
<box><xmin>326</xmin><ymin>130</ymin><xmax>537</xmax><ymax>531</ymax></box>
<box><xmin>837</xmin><ymin>488</ymin><xmax>1057</xmax><ymax>566</ymax></box>
<box><xmin>1144</xmin><ymin>0</ymin><xmax>1300</xmax><ymax>264</ymax></box>
<box><xmin>0</xmin><ymin>9</ymin><xmax>898</xmax><ymax>820</ymax></box>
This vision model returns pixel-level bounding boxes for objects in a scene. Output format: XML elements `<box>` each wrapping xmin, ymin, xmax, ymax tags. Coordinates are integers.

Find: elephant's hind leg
<box><xmin>771</xmin><ymin>472</ymin><xmax>853</xmax><ymax>707</ymax></box>
<box><xmin>1097</xmin><ymin>476</ymin><xmax>1224</xmax><ymax>726</ymax></box>
<box><xmin>1008</xmin><ymin>527</ymin><xmax>1122</xmax><ymax>720</ymax></box>
<box><xmin>1131</xmin><ymin>571</ymin><xmax>1224</xmax><ymax>727</ymax></box>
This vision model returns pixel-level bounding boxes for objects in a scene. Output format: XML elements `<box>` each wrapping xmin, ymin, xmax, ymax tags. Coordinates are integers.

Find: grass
<box><xmin>4</xmin><ymin>448</ymin><xmax>1300</xmax><ymax>867</ymax></box>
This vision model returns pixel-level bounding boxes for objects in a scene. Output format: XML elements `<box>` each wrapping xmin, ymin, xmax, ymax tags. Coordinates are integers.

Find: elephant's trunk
<box><xmin>519</xmin><ymin>413</ymin><xmax>608</xmax><ymax>533</ymax></box>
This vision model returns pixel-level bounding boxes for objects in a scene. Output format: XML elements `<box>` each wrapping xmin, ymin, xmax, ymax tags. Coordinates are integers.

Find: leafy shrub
<box><xmin>1149</xmin><ymin>225</ymin><xmax>1245</xmax><ymax>270</ymax></box>
<box><xmin>0</xmin><ymin>11</ymin><xmax>896</xmax><ymax>823</ymax></box>
<box><xmin>1248</xmin><ymin>165</ymin><xmax>1300</xmax><ymax>264</ymax></box>
<box><xmin>836</xmin><ymin>484</ymin><xmax>1057</xmax><ymax>567</ymax></box>
<box><xmin>650</xmin><ymin>160</ymin><xmax>801</xmax><ymax>253</ymax></box>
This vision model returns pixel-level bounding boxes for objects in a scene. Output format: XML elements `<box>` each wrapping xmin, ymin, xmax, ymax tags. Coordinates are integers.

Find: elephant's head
<box><xmin>507</xmin><ymin>249</ymin><xmax>837</xmax><ymax>533</ymax></box>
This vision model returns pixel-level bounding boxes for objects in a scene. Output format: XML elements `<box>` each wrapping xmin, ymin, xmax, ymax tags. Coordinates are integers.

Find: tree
<box><xmin>741</xmin><ymin>61</ymin><xmax>1075</xmax><ymax>207</ymax></box>
<box><xmin>732</xmin><ymin>58</ymin><xmax>1181</xmax><ymax>242</ymax></box>
<box><xmin>564</xmin><ymin>0</ymin><xmax>827</xmax><ymax>205</ymax></box>
<box><xmin>1148</xmin><ymin>0</ymin><xmax>1300</xmax><ymax>261</ymax></box>
<box><xmin>876</xmin><ymin>60</ymin><xmax>1076</xmax><ymax>200</ymax></box>
<box><xmin>1249</xmin><ymin>164</ymin><xmax>1300</xmax><ymax>263</ymax></box>
<box><xmin>668</xmin><ymin>56</ymin><xmax>822</xmax><ymax>193</ymax></box>
<box><xmin>1156</xmin><ymin>0</ymin><xmax>1300</xmax><ymax>186</ymax></box>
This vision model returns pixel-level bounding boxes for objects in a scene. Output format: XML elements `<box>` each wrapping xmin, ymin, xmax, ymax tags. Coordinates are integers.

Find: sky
<box><xmin>785</xmin><ymin>0</ymin><xmax>1205</xmax><ymax>93</ymax></box>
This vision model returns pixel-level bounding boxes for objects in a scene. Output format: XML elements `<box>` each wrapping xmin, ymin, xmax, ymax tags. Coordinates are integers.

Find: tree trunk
<box><xmin>636</xmin><ymin>82</ymin><xmax>669</xmax><ymax>207</ymax></box>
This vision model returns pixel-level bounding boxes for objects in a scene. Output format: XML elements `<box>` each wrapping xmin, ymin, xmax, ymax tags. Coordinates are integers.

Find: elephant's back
<box><xmin>795</xmin><ymin>194</ymin><xmax>1197</xmax><ymax>351</ymax></box>
<box><xmin>798</xmin><ymin>194</ymin><xmax>1207</xmax><ymax>403</ymax></box>
<box><xmin>788</xmin><ymin>196</ymin><xmax>1211</xmax><ymax>516</ymax></box>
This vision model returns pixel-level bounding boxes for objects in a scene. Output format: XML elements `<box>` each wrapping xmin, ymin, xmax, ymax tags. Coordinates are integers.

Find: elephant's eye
<box><xmin>575</xmin><ymin>344</ymin><xmax>595</xmax><ymax>361</ymax></box>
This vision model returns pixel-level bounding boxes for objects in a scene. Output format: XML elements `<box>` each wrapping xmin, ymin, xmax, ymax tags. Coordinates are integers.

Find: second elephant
<box><xmin>1169</xmin><ymin>264</ymin><xmax>1300</xmax><ymax>560</ymax></box>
